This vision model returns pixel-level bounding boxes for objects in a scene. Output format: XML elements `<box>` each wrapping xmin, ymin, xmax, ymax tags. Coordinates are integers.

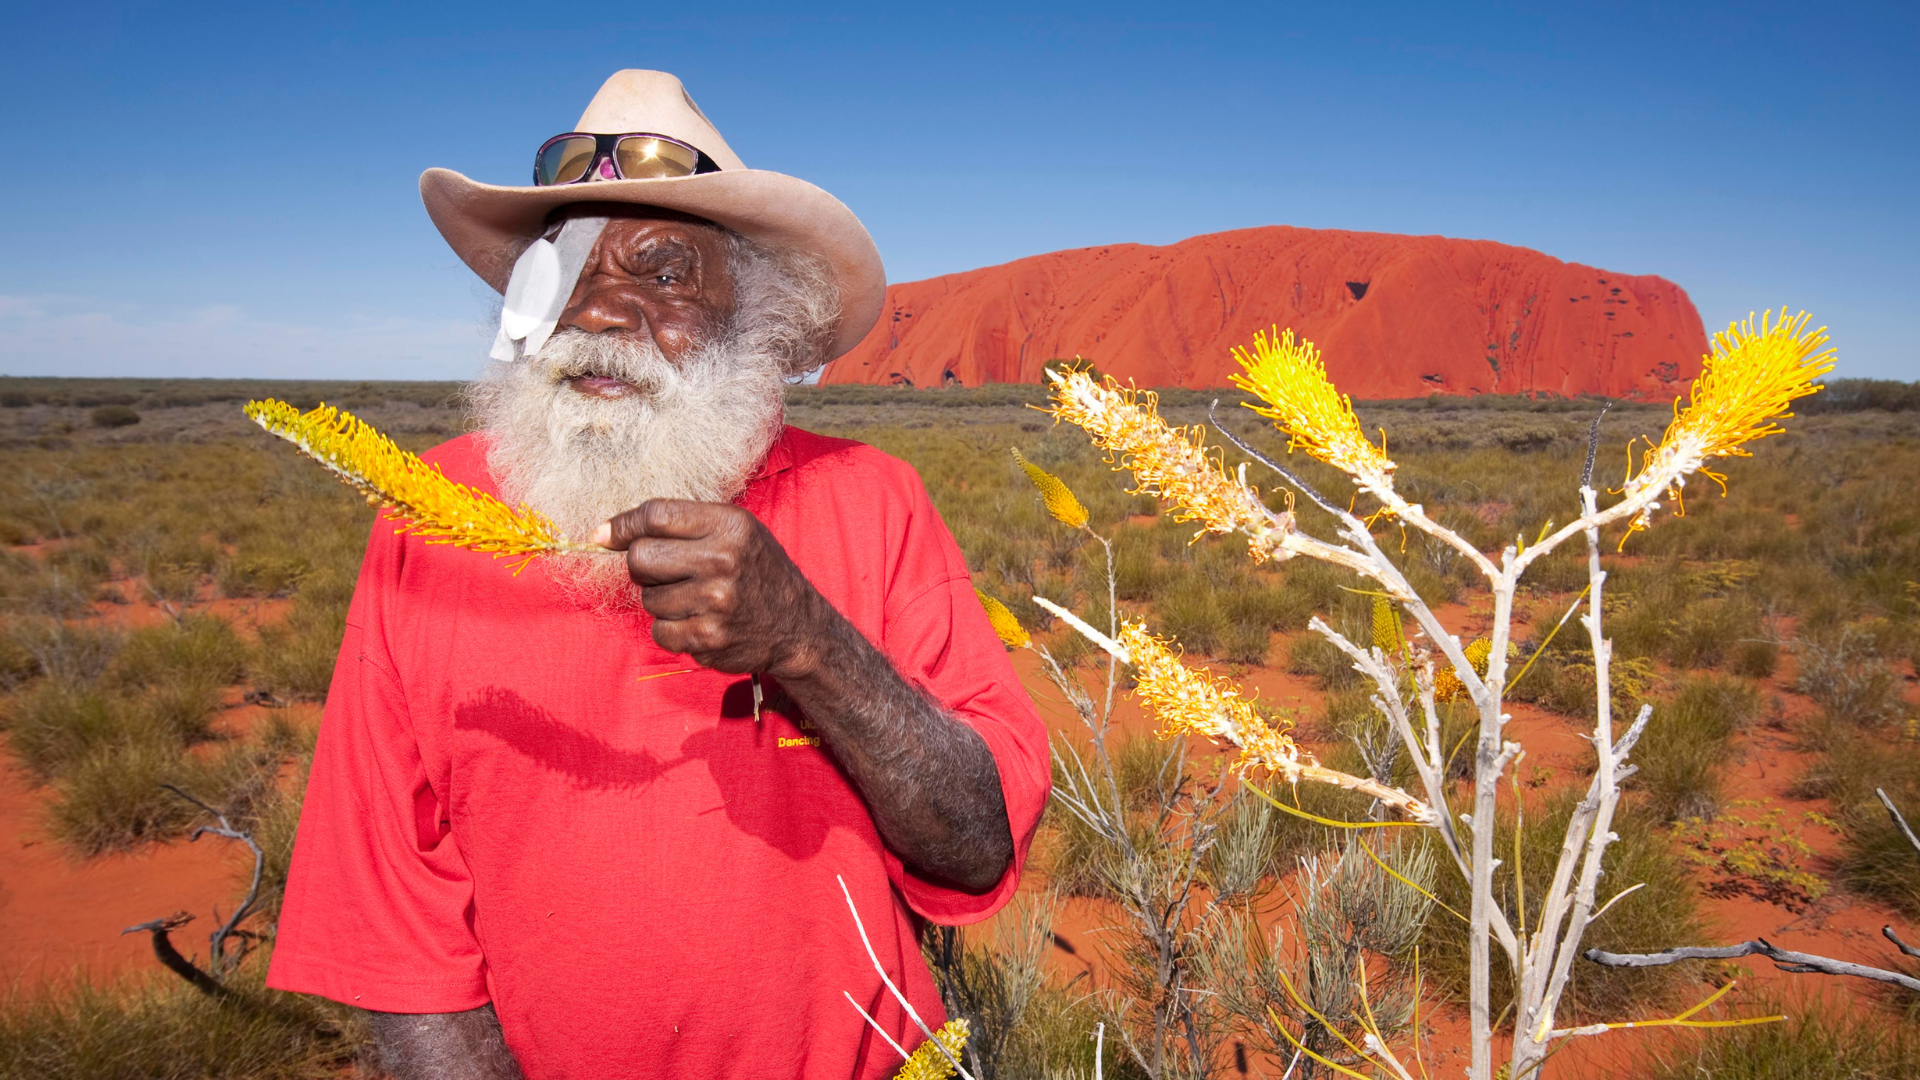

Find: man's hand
<box><xmin>592</xmin><ymin>500</ymin><xmax>823</xmax><ymax>678</ymax></box>
<box><xmin>595</xmin><ymin>499</ymin><xmax>1015</xmax><ymax>892</ymax></box>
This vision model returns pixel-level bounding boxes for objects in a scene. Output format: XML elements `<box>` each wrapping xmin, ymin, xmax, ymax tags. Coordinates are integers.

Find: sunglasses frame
<box><xmin>532</xmin><ymin>131</ymin><xmax>722</xmax><ymax>186</ymax></box>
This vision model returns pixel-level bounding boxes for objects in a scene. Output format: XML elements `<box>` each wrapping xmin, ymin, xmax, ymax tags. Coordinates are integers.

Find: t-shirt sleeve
<box><xmin>877</xmin><ymin>467</ymin><xmax>1052</xmax><ymax>926</ymax></box>
<box><xmin>266</xmin><ymin>527</ymin><xmax>489</xmax><ymax>1013</ymax></box>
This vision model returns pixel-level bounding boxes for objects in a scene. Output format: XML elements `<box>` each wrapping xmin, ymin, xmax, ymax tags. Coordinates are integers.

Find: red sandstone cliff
<box><xmin>823</xmin><ymin>226</ymin><xmax>1707</xmax><ymax>398</ymax></box>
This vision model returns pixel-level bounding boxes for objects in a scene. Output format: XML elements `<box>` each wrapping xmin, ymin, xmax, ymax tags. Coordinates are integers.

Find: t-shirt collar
<box><xmin>748</xmin><ymin>426</ymin><xmax>798</xmax><ymax>482</ymax></box>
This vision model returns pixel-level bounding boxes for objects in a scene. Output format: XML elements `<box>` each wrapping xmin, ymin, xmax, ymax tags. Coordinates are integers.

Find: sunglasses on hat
<box><xmin>533</xmin><ymin>132</ymin><xmax>722</xmax><ymax>186</ymax></box>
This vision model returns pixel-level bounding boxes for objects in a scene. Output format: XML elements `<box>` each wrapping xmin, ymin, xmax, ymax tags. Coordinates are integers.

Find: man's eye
<box><xmin>654</xmin><ymin>273</ymin><xmax>678</xmax><ymax>286</ymax></box>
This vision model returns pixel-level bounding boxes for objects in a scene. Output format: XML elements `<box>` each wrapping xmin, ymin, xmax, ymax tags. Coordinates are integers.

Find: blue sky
<box><xmin>1</xmin><ymin>1</ymin><xmax>1913</xmax><ymax>381</ymax></box>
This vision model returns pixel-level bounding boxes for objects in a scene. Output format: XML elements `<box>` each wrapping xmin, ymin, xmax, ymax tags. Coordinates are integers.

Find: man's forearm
<box><xmin>774</xmin><ymin>601</ymin><xmax>1015</xmax><ymax>891</ymax></box>
<box><xmin>365</xmin><ymin>1004</ymin><xmax>524</xmax><ymax>1080</ymax></box>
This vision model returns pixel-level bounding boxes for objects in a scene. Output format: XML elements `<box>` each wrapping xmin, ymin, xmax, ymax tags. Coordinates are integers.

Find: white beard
<box><xmin>466</xmin><ymin>327</ymin><xmax>787</xmax><ymax>610</ymax></box>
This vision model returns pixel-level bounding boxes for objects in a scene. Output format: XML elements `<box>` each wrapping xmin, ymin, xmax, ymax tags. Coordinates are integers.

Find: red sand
<box><xmin>0</xmin><ymin>751</ymin><xmax>243</xmax><ymax>987</ymax></box>
<box><xmin>824</xmin><ymin>226</ymin><xmax>1708</xmax><ymax>398</ymax></box>
<box><xmin>3</xmin><ymin>584</ymin><xmax>1916</xmax><ymax>1076</ymax></box>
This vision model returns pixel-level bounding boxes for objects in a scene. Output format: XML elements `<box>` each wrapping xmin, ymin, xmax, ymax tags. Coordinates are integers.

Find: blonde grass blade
<box><xmin>835</xmin><ymin>875</ymin><xmax>975</xmax><ymax>1080</ymax></box>
<box><xmin>1543</xmin><ymin>981</ymin><xmax>1784</xmax><ymax>1042</ymax></box>
<box><xmin>245</xmin><ymin>398</ymin><xmax>599</xmax><ymax>573</ymax></box>
<box><xmin>1244</xmin><ymin>783</ymin><xmax>1424</xmax><ymax>831</ymax></box>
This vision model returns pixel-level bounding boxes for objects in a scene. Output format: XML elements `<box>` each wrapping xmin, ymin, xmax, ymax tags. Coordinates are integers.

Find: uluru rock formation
<box><xmin>823</xmin><ymin>226</ymin><xmax>1707</xmax><ymax>398</ymax></box>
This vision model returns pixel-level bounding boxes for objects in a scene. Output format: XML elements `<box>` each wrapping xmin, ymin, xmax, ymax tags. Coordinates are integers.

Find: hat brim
<box><xmin>420</xmin><ymin>167</ymin><xmax>885</xmax><ymax>361</ymax></box>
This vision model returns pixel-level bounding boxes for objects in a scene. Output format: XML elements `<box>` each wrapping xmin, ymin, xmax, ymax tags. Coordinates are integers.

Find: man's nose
<box><xmin>560</xmin><ymin>287</ymin><xmax>647</xmax><ymax>336</ymax></box>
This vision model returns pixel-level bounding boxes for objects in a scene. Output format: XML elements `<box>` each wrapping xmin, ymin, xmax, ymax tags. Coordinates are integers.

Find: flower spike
<box><xmin>975</xmin><ymin>589</ymin><xmax>1032</xmax><ymax>650</ymax></box>
<box><xmin>245</xmin><ymin>398</ymin><xmax>594</xmax><ymax>572</ymax></box>
<box><xmin>1011</xmin><ymin>448</ymin><xmax>1089</xmax><ymax>529</ymax></box>
<box><xmin>894</xmin><ymin>1019</ymin><xmax>970</xmax><ymax>1080</ymax></box>
<box><xmin>1045</xmin><ymin>370</ymin><xmax>1294</xmax><ymax>561</ymax></box>
<box><xmin>1231</xmin><ymin>327</ymin><xmax>1396</xmax><ymax>491</ymax></box>
<box><xmin>1621</xmin><ymin>309</ymin><xmax>1833</xmax><ymax>536</ymax></box>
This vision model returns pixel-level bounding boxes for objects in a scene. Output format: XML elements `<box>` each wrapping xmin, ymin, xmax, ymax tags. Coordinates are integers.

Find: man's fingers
<box><xmin>638</xmin><ymin>578</ymin><xmax>735</xmax><ymax>623</ymax></box>
<box><xmin>597</xmin><ymin>499</ymin><xmax>725</xmax><ymax>550</ymax></box>
<box><xmin>624</xmin><ymin>537</ymin><xmax>741</xmax><ymax>587</ymax></box>
<box><xmin>623</xmin><ymin>539</ymin><xmax>698</xmax><ymax>587</ymax></box>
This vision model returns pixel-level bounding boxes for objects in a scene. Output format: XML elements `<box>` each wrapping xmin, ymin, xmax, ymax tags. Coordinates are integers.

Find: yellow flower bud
<box><xmin>975</xmin><ymin>589</ymin><xmax>1031</xmax><ymax>650</ymax></box>
<box><xmin>1011</xmin><ymin>448</ymin><xmax>1089</xmax><ymax>529</ymax></box>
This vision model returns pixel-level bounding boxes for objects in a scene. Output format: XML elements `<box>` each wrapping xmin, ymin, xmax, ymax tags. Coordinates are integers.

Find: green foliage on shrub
<box><xmin>1423</xmin><ymin>793</ymin><xmax>1704</xmax><ymax>1021</ymax></box>
<box><xmin>1630</xmin><ymin>675</ymin><xmax>1760</xmax><ymax>821</ymax></box>
<box><xmin>87</xmin><ymin>405</ymin><xmax>140</xmax><ymax>429</ymax></box>
<box><xmin>0</xmin><ymin>965</ymin><xmax>363</xmax><ymax>1080</ymax></box>
<box><xmin>1640</xmin><ymin>998</ymin><xmax>1920</xmax><ymax>1079</ymax></box>
<box><xmin>1796</xmin><ymin>720</ymin><xmax>1920</xmax><ymax>919</ymax></box>
<box><xmin>1796</xmin><ymin>624</ymin><xmax>1905</xmax><ymax>727</ymax></box>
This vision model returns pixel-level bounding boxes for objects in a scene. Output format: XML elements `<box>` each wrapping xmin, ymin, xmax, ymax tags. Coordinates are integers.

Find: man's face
<box><xmin>555</xmin><ymin>206</ymin><xmax>738</xmax><ymax>399</ymax></box>
<box><xmin>470</xmin><ymin>203</ymin><xmax>831</xmax><ymax>605</ymax></box>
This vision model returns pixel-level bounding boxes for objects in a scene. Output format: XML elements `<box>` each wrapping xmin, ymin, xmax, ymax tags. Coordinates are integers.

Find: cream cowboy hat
<box><xmin>420</xmin><ymin>69</ymin><xmax>885</xmax><ymax>360</ymax></box>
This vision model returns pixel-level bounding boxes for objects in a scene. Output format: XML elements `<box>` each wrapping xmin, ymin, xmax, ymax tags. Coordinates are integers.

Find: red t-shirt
<box><xmin>266</xmin><ymin>427</ymin><xmax>1050</xmax><ymax>1079</ymax></box>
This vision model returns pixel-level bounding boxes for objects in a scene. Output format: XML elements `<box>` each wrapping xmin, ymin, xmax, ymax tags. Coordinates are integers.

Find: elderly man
<box><xmin>266</xmin><ymin>71</ymin><xmax>1050</xmax><ymax>1080</ymax></box>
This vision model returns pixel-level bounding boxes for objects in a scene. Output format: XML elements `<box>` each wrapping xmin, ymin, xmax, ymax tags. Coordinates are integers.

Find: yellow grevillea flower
<box><xmin>1011</xmin><ymin>448</ymin><xmax>1089</xmax><ymax>529</ymax></box>
<box><xmin>975</xmin><ymin>589</ymin><xmax>1031</xmax><ymax>650</ymax></box>
<box><xmin>1433</xmin><ymin>638</ymin><xmax>1493</xmax><ymax>702</ymax></box>
<box><xmin>1230</xmin><ymin>327</ymin><xmax>1395</xmax><ymax>489</ymax></box>
<box><xmin>246</xmin><ymin>398</ymin><xmax>588</xmax><ymax>571</ymax></box>
<box><xmin>1119</xmin><ymin>622</ymin><xmax>1301</xmax><ymax>773</ymax></box>
<box><xmin>1121</xmin><ymin>621</ymin><xmax>1439</xmax><ymax>823</ymax></box>
<box><xmin>1371</xmin><ymin>594</ymin><xmax>1404</xmax><ymax>655</ymax></box>
<box><xmin>895</xmin><ymin>1018</ymin><xmax>970</xmax><ymax>1080</ymax></box>
<box><xmin>1046</xmin><ymin>371</ymin><xmax>1292</xmax><ymax>561</ymax></box>
<box><xmin>1624</xmin><ymin>309</ymin><xmax>1833</xmax><ymax>529</ymax></box>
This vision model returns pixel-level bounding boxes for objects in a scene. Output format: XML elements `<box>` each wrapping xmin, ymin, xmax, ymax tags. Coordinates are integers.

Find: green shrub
<box><xmin>1639</xmin><ymin>998</ymin><xmax>1920</xmax><ymax>1079</ymax></box>
<box><xmin>0</xmin><ymin>965</ymin><xmax>363</xmax><ymax>1080</ymax></box>
<box><xmin>216</xmin><ymin>554</ymin><xmax>310</xmax><ymax>599</ymax></box>
<box><xmin>3</xmin><ymin>684</ymin><xmax>142</xmax><ymax>781</ymax></box>
<box><xmin>87</xmin><ymin>405</ymin><xmax>140</xmax><ymax>428</ymax></box>
<box><xmin>1155</xmin><ymin>579</ymin><xmax>1226</xmax><ymax>657</ymax></box>
<box><xmin>0</xmin><ymin>631</ymin><xmax>37</xmax><ymax>690</ymax></box>
<box><xmin>1511</xmin><ymin>653</ymin><xmax>1655</xmax><ymax>719</ymax></box>
<box><xmin>113</xmin><ymin>615</ymin><xmax>249</xmax><ymax>690</ymax></box>
<box><xmin>1631</xmin><ymin>675</ymin><xmax>1760</xmax><ymax>821</ymax></box>
<box><xmin>253</xmin><ymin>584</ymin><xmax>349</xmax><ymax>702</ymax></box>
<box><xmin>1423</xmin><ymin>793</ymin><xmax>1703</xmax><ymax>1020</ymax></box>
<box><xmin>1664</xmin><ymin>597</ymin><xmax>1762</xmax><ymax>669</ymax></box>
<box><xmin>2</xmin><ymin>621</ymin><xmax>121</xmax><ymax>684</ymax></box>
<box><xmin>1796</xmin><ymin>626</ymin><xmax>1903</xmax><ymax>726</ymax></box>
<box><xmin>1218</xmin><ymin>583</ymin><xmax>1294</xmax><ymax>664</ymax></box>
<box><xmin>1286</xmin><ymin>634</ymin><xmax>1358</xmax><ymax>690</ymax></box>
<box><xmin>1731</xmin><ymin>638</ymin><xmax>1779</xmax><ymax>678</ymax></box>
<box><xmin>1802</xmin><ymin>724</ymin><xmax>1920</xmax><ymax>919</ymax></box>
<box><xmin>1110</xmin><ymin>542</ymin><xmax>1163</xmax><ymax>602</ymax></box>
<box><xmin>46</xmin><ymin>739</ymin><xmax>206</xmax><ymax>855</ymax></box>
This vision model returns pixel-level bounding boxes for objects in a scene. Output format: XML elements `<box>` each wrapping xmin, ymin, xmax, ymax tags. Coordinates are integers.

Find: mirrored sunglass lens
<box><xmin>536</xmin><ymin>137</ymin><xmax>597</xmax><ymax>185</ymax></box>
<box><xmin>614</xmin><ymin>137</ymin><xmax>698</xmax><ymax>179</ymax></box>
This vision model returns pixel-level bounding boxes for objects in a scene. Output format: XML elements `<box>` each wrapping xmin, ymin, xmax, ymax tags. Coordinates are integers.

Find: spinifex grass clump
<box><xmin>1037</xmin><ymin>308</ymin><xmax>1832</xmax><ymax>1080</ymax></box>
<box><xmin>245</xmin><ymin>399</ymin><xmax>597</xmax><ymax>570</ymax></box>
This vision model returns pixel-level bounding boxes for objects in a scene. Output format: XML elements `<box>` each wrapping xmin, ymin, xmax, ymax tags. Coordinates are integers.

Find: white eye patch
<box><xmin>490</xmin><ymin>216</ymin><xmax>609</xmax><ymax>362</ymax></box>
